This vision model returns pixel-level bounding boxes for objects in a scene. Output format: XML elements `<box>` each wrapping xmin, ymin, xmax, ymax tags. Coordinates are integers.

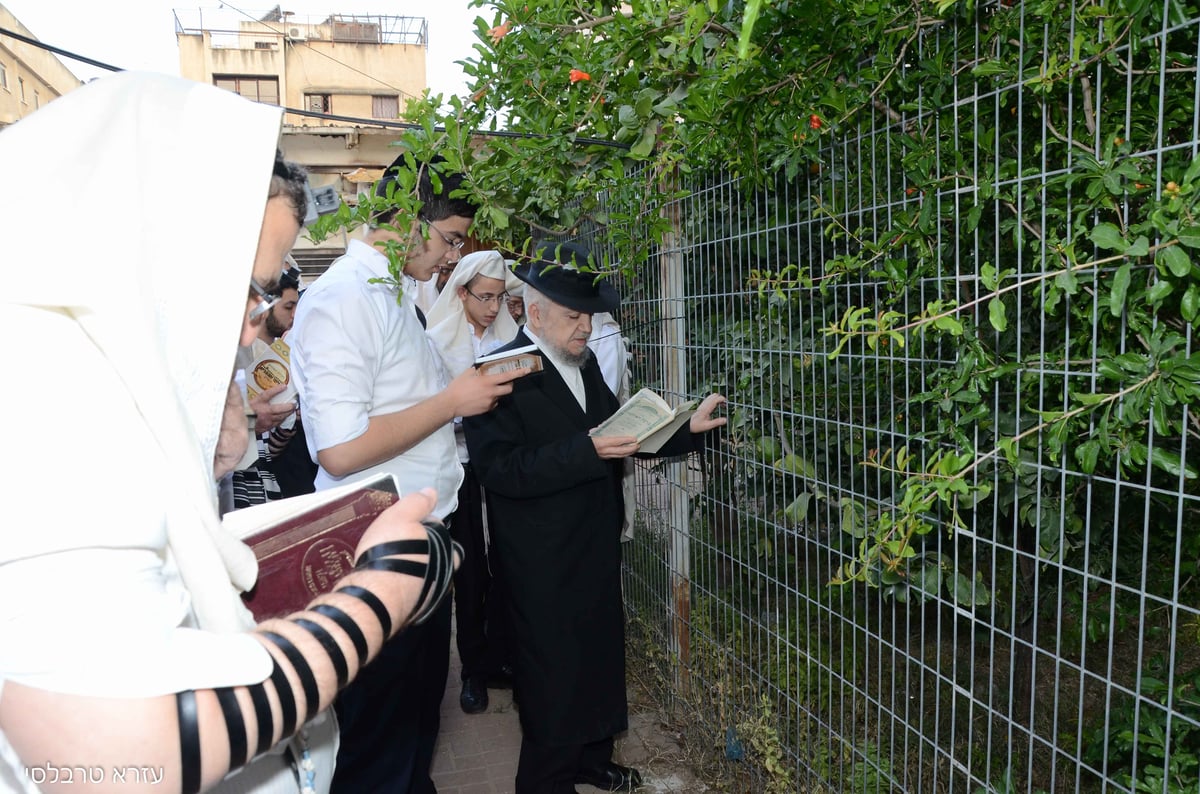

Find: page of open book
<box><xmin>590</xmin><ymin>388</ymin><xmax>675</xmax><ymax>440</ymax></box>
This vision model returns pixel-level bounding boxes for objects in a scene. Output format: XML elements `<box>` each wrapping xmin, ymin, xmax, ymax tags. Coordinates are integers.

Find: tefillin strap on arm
<box><xmin>176</xmin><ymin>690</ymin><xmax>202</xmax><ymax>794</ymax></box>
<box><xmin>309</xmin><ymin>603</ymin><xmax>369</xmax><ymax>667</ymax></box>
<box><xmin>261</xmin><ymin>631</ymin><xmax>321</xmax><ymax>726</ymax></box>
<box><xmin>352</xmin><ymin>518</ymin><xmax>459</xmax><ymax>626</ymax></box>
<box><xmin>214</xmin><ymin>687</ymin><xmax>249</xmax><ymax>769</ymax></box>
<box><xmin>292</xmin><ymin>618</ymin><xmax>350</xmax><ymax>690</ymax></box>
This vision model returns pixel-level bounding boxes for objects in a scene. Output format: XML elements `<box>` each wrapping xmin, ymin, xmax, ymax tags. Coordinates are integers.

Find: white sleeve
<box><xmin>291</xmin><ymin>280</ymin><xmax>384</xmax><ymax>454</ymax></box>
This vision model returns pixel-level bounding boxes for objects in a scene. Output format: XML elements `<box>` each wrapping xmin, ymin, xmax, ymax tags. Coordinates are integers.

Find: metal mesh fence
<box><xmin>607</xmin><ymin>4</ymin><xmax>1200</xmax><ymax>792</ymax></box>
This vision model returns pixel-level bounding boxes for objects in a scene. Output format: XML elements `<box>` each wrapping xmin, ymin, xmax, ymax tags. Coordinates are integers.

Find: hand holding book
<box><xmin>590</xmin><ymin>389</ymin><xmax>728</xmax><ymax>455</ymax></box>
<box><xmin>589</xmin><ymin>388</ymin><xmax>699</xmax><ymax>453</ymax></box>
<box><xmin>688</xmin><ymin>393</ymin><xmax>729</xmax><ymax>434</ymax></box>
<box><xmin>224</xmin><ymin>476</ymin><xmax>460</xmax><ymax>622</ymax></box>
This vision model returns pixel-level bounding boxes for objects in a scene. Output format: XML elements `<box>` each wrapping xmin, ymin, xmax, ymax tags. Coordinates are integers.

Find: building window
<box><xmin>0</xmin><ymin>63</ymin><xmax>8</xmax><ymax>91</ymax></box>
<box><xmin>33</xmin><ymin>90</ymin><xmax>39</xmax><ymax>109</ymax></box>
<box><xmin>213</xmin><ymin>75</ymin><xmax>279</xmax><ymax>106</ymax></box>
<box><xmin>372</xmin><ymin>95</ymin><xmax>399</xmax><ymax>119</ymax></box>
<box><xmin>305</xmin><ymin>93</ymin><xmax>331</xmax><ymax>113</ymax></box>
<box><xmin>18</xmin><ymin>76</ymin><xmax>26</xmax><ymax>104</ymax></box>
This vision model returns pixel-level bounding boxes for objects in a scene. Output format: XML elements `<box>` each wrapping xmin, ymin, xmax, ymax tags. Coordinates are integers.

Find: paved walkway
<box><xmin>431</xmin><ymin>617</ymin><xmax>706</xmax><ymax>794</ymax></box>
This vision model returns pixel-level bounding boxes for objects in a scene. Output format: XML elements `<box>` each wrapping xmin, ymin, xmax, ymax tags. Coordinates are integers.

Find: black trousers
<box><xmin>329</xmin><ymin>596</ymin><xmax>452</xmax><ymax>794</ymax></box>
<box><xmin>450</xmin><ymin>464</ymin><xmax>511</xmax><ymax>681</ymax></box>
<box><xmin>516</xmin><ymin>735</ymin><xmax>614</xmax><ymax>794</ymax></box>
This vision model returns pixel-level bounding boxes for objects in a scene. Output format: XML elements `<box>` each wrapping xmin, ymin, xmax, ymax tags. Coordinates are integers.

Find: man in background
<box><xmin>290</xmin><ymin>156</ymin><xmax>528</xmax><ymax>794</ymax></box>
<box><xmin>227</xmin><ymin>264</ymin><xmax>302</xmax><ymax>510</ymax></box>
<box><xmin>464</xmin><ymin>242</ymin><xmax>726</xmax><ymax>794</ymax></box>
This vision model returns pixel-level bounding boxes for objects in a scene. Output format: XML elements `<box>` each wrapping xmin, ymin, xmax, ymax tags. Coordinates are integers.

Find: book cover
<box><xmin>245</xmin><ymin>337</ymin><xmax>298</xmax><ymax>405</ymax></box>
<box><xmin>224</xmin><ymin>473</ymin><xmax>399</xmax><ymax>621</ymax></box>
<box><xmin>475</xmin><ymin>343</ymin><xmax>544</xmax><ymax>376</ymax></box>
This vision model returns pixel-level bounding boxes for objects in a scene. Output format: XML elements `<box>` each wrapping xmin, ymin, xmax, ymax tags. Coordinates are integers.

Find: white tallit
<box><xmin>425</xmin><ymin>250</ymin><xmax>521</xmax><ymax>376</ymax></box>
<box><xmin>0</xmin><ymin>72</ymin><xmax>281</xmax><ymax>634</ymax></box>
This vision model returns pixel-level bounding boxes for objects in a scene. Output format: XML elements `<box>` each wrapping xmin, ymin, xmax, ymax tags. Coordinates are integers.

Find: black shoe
<box><xmin>487</xmin><ymin>663</ymin><xmax>515</xmax><ymax>689</ymax></box>
<box><xmin>576</xmin><ymin>762</ymin><xmax>642</xmax><ymax>791</ymax></box>
<box><xmin>459</xmin><ymin>676</ymin><xmax>488</xmax><ymax>714</ymax></box>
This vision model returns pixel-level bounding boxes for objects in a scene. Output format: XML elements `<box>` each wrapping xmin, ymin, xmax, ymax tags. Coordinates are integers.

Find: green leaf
<box><xmin>839</xmin><ymin>499</ymin><xmax>867</xmax><ymax>538</ymax></box>
<box><xmin>1185</xmin><ymin>158</ymin><xmax>1200</xmax><ymax>184</ymax></box>
<box><xmin>630</xmin><ymin>125</ymin><xmax>658</xmax><ymax>158</ymax></box>
<box><xmin>487</xmin><ymin>205</ymin><xmax>510</xmax><ymax>230</ymax></box>
<box><xmin>617</xmin><ymin>105</ymin><xmax>639</xmax><ymax>130</ymax></box>
<box><xmin>784</xmin><ymin>493</ymin><xmax>812</xmax><ymax>525</ymax></box>
<box><xmin>981</xmin><ymin>263</ymin><xmax>998</xmax><ymax>290</ymax></box>
<box><xmin>1183</xmin><ymin>284</ymin><xmax>1200</xmax><ymax>323</ymax></box>
<box><xmin>1158</xmin><ymin>245</ymin><xmax>1192</xmax><ymax>278</ymax></box>
<box><xmin>1125</xmin><ymin>236</ymin><xmax>1150</xmax><ymax>256</ymax></box>
<box><xmin>736</xmin><ymin>0</ymin><xmax>764</xmax><ymax>58</ymax></box>
<box><xmin>1109</xmin><ymin>263</ymin><xmax>1131</xmax><ymax>317</ymax></box>
<box><xmin>634</xmin><ymin>91</ymin><xmax>655</xmax><ymax>119</ymax></box>
<box><xmin>913</xmin><ymin>562</ymin><xmax>942</xmax><ymax>600</ymax></box>
<box><xmin>1178</xmin><ymin>224</ymin><xmax>1200</xmax><ymax>249</ymax></box>
<box><xmin>933</xmin><ymin>316</ymin><xmax>963</xmax><ymax>336</ymax></box>
<box><xmin>1075</xmin><ymin>440</ymin><xmax>1101</xmax><ymax>474</ymax></box>
<box><xmin>1055</xmin><ymin>267</ymin><xmax>1078</xmax><ymax>294</ymax></box>
<box><xmin>1150</xmin><ymin>447</ymin><xmax>1197</xmax><ymax>480</ymax></box>
<box><xmin>775</xmin><ymin>453</ymin><xmax>816</xmax><ymax>478</ymax></box>
<box><xmin>1090</xmin><ymin>222</ymin><xmax>1125</xmax><ymax>251</ymax></box>
<box><xmin>971</xmin><ymin>60</ymin><xmax>1009</xmax><ymax>77</ymax></box>
<box><xmin>988</xmin><ymin>297</ymin><xmax>1008</xmax><ymax>332</ymax></box>
<box><xmin>1146</xmin><ymin>280</ymin><xmax>1175</xmax><ymax>306</ymax></box>
<box><xmin>755</xmin><ymin>436</ymin><xmax>782</xmax><ymax>462</ymax></box>
<box><xmin>951</xmin><ymin>571</ymin><xmax>990</xmax><ymax>606</ymax></box>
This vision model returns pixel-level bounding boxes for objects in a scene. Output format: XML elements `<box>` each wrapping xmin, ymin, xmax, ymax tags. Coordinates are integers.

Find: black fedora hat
<box><xmin>514</xmin><ymin>241</ymin><xmax>620</xmax><ymax>314</ymax></box>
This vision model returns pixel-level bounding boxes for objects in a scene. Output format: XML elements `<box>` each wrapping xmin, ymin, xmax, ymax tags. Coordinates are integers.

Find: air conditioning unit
<box><xmin>287</xmin><ymin>27</ymin><xmax>307</xmax><ymax>41</ymax></box>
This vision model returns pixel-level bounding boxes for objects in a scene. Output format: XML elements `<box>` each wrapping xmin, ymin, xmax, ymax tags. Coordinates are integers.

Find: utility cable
<box><xmin>0</xmin><ymin>26</ymin><xmax>121</xmax><ymax>72</ymax></box>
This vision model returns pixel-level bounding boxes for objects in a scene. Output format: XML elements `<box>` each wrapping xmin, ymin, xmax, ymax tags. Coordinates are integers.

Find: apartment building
<box><xmin>0</xmin><ymin>3</ymin><xmax>83</xmax><ymax>128</ymax></box>
<box><xmin>178</xmin><ymin>6</ymin><xmax>430</xmax><ymax>270</ymax></box>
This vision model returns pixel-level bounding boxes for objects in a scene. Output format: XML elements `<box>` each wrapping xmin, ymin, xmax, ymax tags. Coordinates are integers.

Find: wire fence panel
<box><xmin>614</xmin><ymin>4</ymin><xmax>1200</xmax><ymax>793</ymax></box>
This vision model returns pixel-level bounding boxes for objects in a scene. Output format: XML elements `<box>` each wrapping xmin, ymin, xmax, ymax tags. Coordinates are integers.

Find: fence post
<box><xmin>658</xmin><ymin>165</ymin><xmax>691</xmax><ymax>690</ymax></box>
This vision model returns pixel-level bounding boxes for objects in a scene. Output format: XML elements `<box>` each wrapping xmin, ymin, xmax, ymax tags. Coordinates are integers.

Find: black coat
<box><xmin>463</xmin><ymin>330</ymin><xmax>697</xmax><ymax>746</ymax></box>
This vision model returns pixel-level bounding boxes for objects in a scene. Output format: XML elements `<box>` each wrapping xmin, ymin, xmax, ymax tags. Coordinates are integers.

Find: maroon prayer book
<box><xmin>227</xmin><ymin>473</ymin><xmax>400</xmax><ymax>622</ymax></box>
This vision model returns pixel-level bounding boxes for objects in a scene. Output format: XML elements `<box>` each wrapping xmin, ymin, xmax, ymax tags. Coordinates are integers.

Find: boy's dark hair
<box><xmin>373</xmin><ymin>154</ymin><xmax>476</xmax><ymax>227</ymax></box>
<box><xmin>269</xmin><ymin>150</ymin><xmax>309</xmax><ymax>227</ymax></box>
<box><xmin>279</xmin><ymin>266</ymin><xmax>302</xmax><ymax>292</ymax></box>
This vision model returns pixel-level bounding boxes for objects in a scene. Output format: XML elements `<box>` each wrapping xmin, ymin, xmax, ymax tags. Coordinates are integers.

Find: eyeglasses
<box><xmin>424</xmin><ymin>219</ymin><xmax>465</xmax><ymax>251</ymax></box>
<box><xmin>248</xmin><ymin>279</ymin><xmax>281</xmax><ymax>322</ymax></box>
<box><xmin>464</xmin><ymin>286</ymin><xmax>509</xmax><ymax>306</ymax></box>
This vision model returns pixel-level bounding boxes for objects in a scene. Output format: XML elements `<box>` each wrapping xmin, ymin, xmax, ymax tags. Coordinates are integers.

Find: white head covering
<box><xmin>0</xmin><ymin>72</ymin><xmax>285</xmax><ymax>633</ymax></box>
<box><xmin>425</xmin><ymin>250</ymin><xmax>521</xmax><ymax>376</ymax></box>
<box><xmin>504</xmin><ymin>261</ymin><xmax>525</xmax><ymax>297</ymax></box>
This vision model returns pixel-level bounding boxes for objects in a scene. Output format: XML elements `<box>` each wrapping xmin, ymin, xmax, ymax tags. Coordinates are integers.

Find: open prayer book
<box><xmin>589</xmin><ymin>388</ymin><xmax>698</xmax><ymax>453</ymax></box>
<box><xmin>222</xmin><ymin>473</ymin><xmax>400</xmax><ymax>621</ymax></box>
<box><xmin>475</xmin><ymin>343</ymin><xmax>544</xmax><ymax>376</ymax></box>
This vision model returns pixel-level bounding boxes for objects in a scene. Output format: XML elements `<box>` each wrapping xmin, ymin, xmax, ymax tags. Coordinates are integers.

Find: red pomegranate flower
<box><xmin>489</xmin><ymin>20</ymin><xmax>511</xmax><ymax>44</ymax></box>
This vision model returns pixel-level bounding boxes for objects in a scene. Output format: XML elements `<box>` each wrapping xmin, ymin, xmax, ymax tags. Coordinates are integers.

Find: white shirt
<box><xmin>587</xmin><ymin>312</ymin><xmax>628</xmax><ymax>399</ymax></box>
<box><xmin>290</xmin><ymin>239</ymin><xmax>463</xmax><ymax>520</ymax></box>
<box><xmin>452</xmin><ymin>327</ymin><xmax>510</xmax><ymax>463</ymax></box>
